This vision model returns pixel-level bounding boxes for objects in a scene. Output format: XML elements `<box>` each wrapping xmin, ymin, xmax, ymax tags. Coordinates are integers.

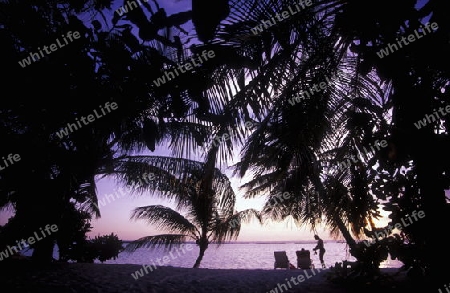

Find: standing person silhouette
<box><xmin>313</xmin><ymin>235</ymin><xmax>326</xmax><ymax>268</ymax></box>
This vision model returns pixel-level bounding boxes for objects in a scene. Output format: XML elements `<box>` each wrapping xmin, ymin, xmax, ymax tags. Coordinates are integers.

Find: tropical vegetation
<box><xmin>0</xmin><ymin>0</ymin><xmax>449</xmax><ymax>289</ymax></box>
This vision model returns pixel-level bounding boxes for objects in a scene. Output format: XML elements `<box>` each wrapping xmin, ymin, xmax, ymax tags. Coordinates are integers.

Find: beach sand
<box><xmin>0</xmin><ymin>260</ymin><xmax>414</xmax><ymax>293</ymax></box>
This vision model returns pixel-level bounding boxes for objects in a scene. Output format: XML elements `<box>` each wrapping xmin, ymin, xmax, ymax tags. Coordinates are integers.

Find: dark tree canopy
<box><xmin>1</xmin><ymin>0</ymin><xmax>449</xmax><ymax>288</ymax></box>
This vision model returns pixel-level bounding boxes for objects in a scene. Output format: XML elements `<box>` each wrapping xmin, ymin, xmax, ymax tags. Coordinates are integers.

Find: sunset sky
<box><xmin>87</xmin><ymin>139</ymin><xmax>391</xmax><ymax>242</ymax></box>
<box><xmin>0</xmin><ymin>144</ymin><xmax>365</xmax><ymax>242</ymax></box>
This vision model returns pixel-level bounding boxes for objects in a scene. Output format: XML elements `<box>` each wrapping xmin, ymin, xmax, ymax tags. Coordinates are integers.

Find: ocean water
<box><xmin>20</xmin><ymin>241</ymin><xmax>403</xmax><ymax>269</ymax></box>
<box><xmin>97</xmin><ymin>241</ymin><xmax>404</xmax><ymax>269</ymax></box>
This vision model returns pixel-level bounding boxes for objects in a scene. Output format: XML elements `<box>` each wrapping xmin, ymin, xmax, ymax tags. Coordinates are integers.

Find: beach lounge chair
<box><xmin>296</xmin><ymin>249</ymin><xmax>314</xmax><ymax>269</ymax></box>
<box><xmin>342</xmin><ymin>260</ymin><xmax>358</xmax><ymax>276</ymax></box>
<box><xmin>274</xmin><ymin>251</ymin><xmax>290</xmax><ymax>269</ymax></box>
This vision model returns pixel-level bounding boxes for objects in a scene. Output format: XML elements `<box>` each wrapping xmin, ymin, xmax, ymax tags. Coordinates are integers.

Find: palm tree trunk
<box><xmin>193</xmin><ymin>244</ymin><xmax>207</xmax><ymax>268</ymax></box>
<box><xmin>193</xmin><ymin>234</ymin><xmax>209</xmax><ymax>268</ymax></box>
<box><xmin>334</xmin><ymin>215</ymin><xmax>357</xmax><ymax>254</ymax></box>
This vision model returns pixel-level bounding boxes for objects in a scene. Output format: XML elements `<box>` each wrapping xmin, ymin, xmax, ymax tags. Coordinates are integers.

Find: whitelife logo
<box><xmin>115</xmin><ymin>0</ymin><xmax>149</xmax><ymax>16</ymax></box>
<box><xmin>0</xmin><ymin>224</ymin><xmax>58</xmax><ymax>261</ymax></box>
<box><xmin>55</xmin><ymin>102</ymin><xmax>118</xmax><ymax>138</ymax></box>
<box><xmin>336</xmin><ymin>140</ymin><xmax>388</xmax><ymax>171</ymax></box>
<box><xmin>250</xmin><ymin>0</ymin><xmax>312</xmax><ymax>35</ymax></box>
<box><xmin>414</xmin><ymin>105</ymin><xmax>450</xmax><ymax>129</ymax></box>
<box><xmin>376</xmin><ymin>22</ymin><xmax>438</xmax><ymax>59</ymax></box>
<box><xmin>286</xmin><ymin>73</ymin><xmax>337</xmax><ymax>106</ymax></box>
<box><xmin>94</xmin><ymin>173</ymin><xmax>156</xmax><ymax>209</ymax></box>
<box><xmin>0</xmin><ymin>153</ymin><xmax>21</xmax><ymax>171</ymax></box>
<box><xmin>211</xmin><ymin>121</ymin><xmax>254</xmax><ymax>148</ymax></box>
<box><xmin>363</xmin><ymin>210</ymin><xmax>425</xmax><ymax>247</ymax></box>
<box><xmin>266</xmin><ymin>267</ymin><xmax>323</xmax><ymax>293</ymax></box>
<box><xmin>18</xmin><ymin>31</ymin><xmax>81</xmax><ymax>68</ymax></box>
<box><xmin>152</xmin><ymin>50</ymin><xmax>215</xmax><ymax>87</ymax></box>
<box><xmin>131</xmin><ymin>244</ymin><xmax>193</xmax><ymax>280</ymax></box>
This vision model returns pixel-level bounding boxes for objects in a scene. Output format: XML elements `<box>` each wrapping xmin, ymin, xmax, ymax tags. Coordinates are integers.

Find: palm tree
<box><xmin>114</xmin><ymin>156</ymin><xmax>261</xmax><ymax>268</ymax></box>
<box><xmin>224</xmin><ymin>0</ymin><xmax>450</xmax><ymax>279</ymax></box>
<box><xmin>200</xmin><ymin>0</ymin><xmax>392</xmax><ymax>267</ymax></box>
<box><xmin>213</xmin><ymin>0</ymin><xmax>378</xmax><ymax>253</ymax></box>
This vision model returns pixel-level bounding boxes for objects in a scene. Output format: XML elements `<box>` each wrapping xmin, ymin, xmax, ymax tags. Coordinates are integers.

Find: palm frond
<box><xmin>124</xmin><ymin>234</ymin><xmax>190</xmax><ymax>251</ymax></box>
<box><xmin>131</xmin><ymin>205</ymin><xmax>199</xmax><ymax>236</ymax></box>
<box><xmin>76</xmin><ymin>180</ymin><xmax>101</xmax><ymax>218</ymax></box>
<box><xmin>210</xmin><ymin>208</ymin><xmax>261</xmax><ymax>244</ymax></box>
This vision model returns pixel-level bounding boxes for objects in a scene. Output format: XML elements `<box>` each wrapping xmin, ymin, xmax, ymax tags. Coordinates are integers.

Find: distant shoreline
<box><xmin>121</xmin><ymin>240</ymin><xmax>344</xmax><ymax>244</ymax></box>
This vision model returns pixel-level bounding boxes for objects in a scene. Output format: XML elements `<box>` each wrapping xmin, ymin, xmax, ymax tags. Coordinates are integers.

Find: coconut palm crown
<box><xmin>115</xmin><ymin>155</ymin><xmax>261</xmax><ymax>268</ymax></box>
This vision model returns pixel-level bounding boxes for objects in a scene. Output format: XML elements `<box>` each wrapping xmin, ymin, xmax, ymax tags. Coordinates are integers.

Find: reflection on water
<box><xmin>100</xmin><ymin>242</ymin><xmax>404</xmax><ymax>269</ymax></box>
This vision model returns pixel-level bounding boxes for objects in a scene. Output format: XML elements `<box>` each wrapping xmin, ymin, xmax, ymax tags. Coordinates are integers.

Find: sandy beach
<box><xmin>0</xmin><ymin>260</ymin><xmax>417</xmax><ymax>293</ymax></box>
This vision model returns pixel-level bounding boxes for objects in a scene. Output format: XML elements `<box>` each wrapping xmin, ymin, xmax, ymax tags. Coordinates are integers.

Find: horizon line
<box><xmin>120</xmin><ymin>239</ymin><xmax>346</xmax><ymax>243</ymax></box>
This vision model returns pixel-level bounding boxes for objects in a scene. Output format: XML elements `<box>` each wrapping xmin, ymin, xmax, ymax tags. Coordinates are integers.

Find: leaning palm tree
<box><xmin>114</xmin><ymin>156</ymin><xmax>261</xmax><ymax>268</ymax></box>
<box><xmin>222</xmin><ymin>0</ymin><xmax>388</xmax><ymax>259</ymax></box>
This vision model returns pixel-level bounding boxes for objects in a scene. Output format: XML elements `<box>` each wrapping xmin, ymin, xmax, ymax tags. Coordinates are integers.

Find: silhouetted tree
<box><xmin>115</xmin><ymin>156</ymin><xmax>260</xmax><ymax>268</ymax></box>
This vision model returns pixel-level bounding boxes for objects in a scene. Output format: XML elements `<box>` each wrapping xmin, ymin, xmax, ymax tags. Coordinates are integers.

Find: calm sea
<box><xmin>21</xmin><ymin>241</ymin><xmax>403</xmax><ymax>269</ymax></box>
<box><xmin>98</xmin><ymin>241</ymin><xmax>403</xmax><ymax>269</ymax></box>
